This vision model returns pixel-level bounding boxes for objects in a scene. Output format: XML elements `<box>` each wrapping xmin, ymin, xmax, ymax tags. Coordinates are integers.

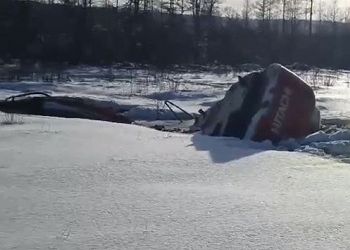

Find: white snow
<box><xmin>1</xmin><ymin>116</ymin><xmax>350</xmax><ymax>249</ymax></box>
<box><xmin>2</xmin><ymin>66</ymin><xmax>350</xmax><ymax>157</ymax></box>
<box><xmin>1</xmin><ymin>65</ymin><xmax>348</xmax><ymax>121</ymax></box>
<box><xmin>0</xmin><ymin>66</ymin><xmax>232</xmax><ymax>119</ymax></box>
<box><xmin>2</xmin><ymin>66</ymin><xmax>350</xmax><ymax>248</ymax></box>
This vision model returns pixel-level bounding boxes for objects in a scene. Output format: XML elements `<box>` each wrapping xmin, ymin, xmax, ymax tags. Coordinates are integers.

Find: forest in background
<box><xmin>1</xmin><ymin>0</ymin><xmax>350</xmax><ymax>69</ymax></box>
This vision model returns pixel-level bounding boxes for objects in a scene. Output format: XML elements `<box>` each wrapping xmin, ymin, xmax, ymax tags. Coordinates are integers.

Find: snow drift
<box><xmin>1</xmin><ymin>116</ymin><xmax>350</xmax><ymax>249</ymax></box>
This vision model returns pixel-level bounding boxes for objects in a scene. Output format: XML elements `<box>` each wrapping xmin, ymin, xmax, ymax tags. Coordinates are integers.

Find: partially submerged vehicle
<box><xmin>0</xmin><ymin>92</ymin><xmax>131</xmax><ymax>124</ymax></box>
<box><xmin>0</xmin><ymin>64</ymin><xmax>320</xmax><ymax>144</ymax></box>
<box><xmin>192</xmin><ymin>63</ymin><xmax>320</xmax><ymax>144</ymax></box>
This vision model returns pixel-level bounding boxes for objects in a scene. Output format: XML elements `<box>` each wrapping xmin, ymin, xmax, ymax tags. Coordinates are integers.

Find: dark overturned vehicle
<box><xmin>0</xmin><ymin>64</ymin><xmax>320</xmax><ymax>144</ymax></box>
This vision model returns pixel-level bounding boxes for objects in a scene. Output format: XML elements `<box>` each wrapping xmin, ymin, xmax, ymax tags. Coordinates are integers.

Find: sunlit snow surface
<box><xmin>2</xmin><ymin>67</ymin><xmax>350</xmax><ymax>249</ymax></box>
<box><xmin>0</xmin><ymin>65</ymin><xmax>236</xmax><ymax>113</ymax></box>
<box><xmin>1</xmin><ymin>65</ymin><xmax>350</xmax><ymax>160</ymax></box>
<box><xmin>1</xmin><ymin>117</ymin><xmax>350</xmax><ymax>249</ymax></box>
<box><xmin>1</xmin><ymin>65</ymin><xmax>349</xmax><ymax>116</ymax></box>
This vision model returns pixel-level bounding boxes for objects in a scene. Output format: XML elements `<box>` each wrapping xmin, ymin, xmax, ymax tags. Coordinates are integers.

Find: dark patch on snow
<box><xmin>144</xmin><ymin>91</ymin><xmax>214</xmax><ymax>101</ymax></box>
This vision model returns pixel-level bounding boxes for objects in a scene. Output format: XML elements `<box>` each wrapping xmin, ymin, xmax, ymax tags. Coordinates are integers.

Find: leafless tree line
<box><xmin>34</xmin><ymin>0</ymin><xmax>350</xmax><ymax>27</ymax></box>
<box><xmin>234</xmin><ymin>0</ymin><xmax>350</xmax><ymax>35</ymax></box>
<box><xmin>33</xmin><ymin>0</ymin><xmax>221</xmax><ymax>16</ymax></box>
<box><xmin>3</xmin><ymin>0</ymin><xmax>350</xmax><ymax>67</ymax></box>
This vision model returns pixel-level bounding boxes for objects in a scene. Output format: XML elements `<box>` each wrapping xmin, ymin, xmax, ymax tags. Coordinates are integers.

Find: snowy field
<box><xmin>1</xmin><ymin>117</ymin><xmax>350</xmax><ymax>249</ymax></box>
<box><xmin>1</xmin><ymin>65</ymin><xmax>350</xmax><ymax>119</ymax></box>
<box><xmin>2</xmin><ymin>65</ymin><xmax>350</xmax><ymax>157</ymax></box>
<box><xmin>1</xmin><ymin>65</ymin><xmax>350</xmax><ymax>249</ymax></box>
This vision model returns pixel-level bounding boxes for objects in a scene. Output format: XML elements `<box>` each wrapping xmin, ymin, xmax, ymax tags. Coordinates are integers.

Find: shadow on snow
<box><xmin>190</xmin><ymin>133</ymin><xmax>274</xmax><ymax>163</ymax></box>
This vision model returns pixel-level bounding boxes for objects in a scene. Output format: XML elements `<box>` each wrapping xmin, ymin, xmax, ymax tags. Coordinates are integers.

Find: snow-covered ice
<box><xmin>2</xmin><ymin>66</ymin><xmax>350</xmax><ymax>158</ymax></box>
<box><xmin>2</xmin><ymin>66</ymin><xmax>350</xmax><ymax>248</ymax></box>
<box><xmin>1</xmin><ymin>116</ymin><xmax>350</xmax><ymax>249</ymax></box>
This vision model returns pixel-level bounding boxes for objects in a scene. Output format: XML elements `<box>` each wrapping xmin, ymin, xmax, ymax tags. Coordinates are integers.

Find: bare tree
<box><xmin>254</xmin><ymin>0</ymin><xmax>267</xmax><ymax>20</ymax></box>
<box><xmin>175</xmin><ymin>0</ymin><xmax>188</xmax><ymax>14</ymax></box>
<box><xmin>316</xmin><ymin>0</ymin><xmax>325</xmax><ymax>31</ymax></box>
<box><xmin>222</xmin><ymin>6</ymin><xmax>239</xmax><ymax>20</ymax></box>
<box><xmin>322</xmin><ymin>0</ymin><xmax>339</xmax><ymax>33</ymax></box>
<box><xmin>329</xmin><ymin>0</ymin><xmax>339</xmax><ymax>23</ymax></box>
<box><xmin>202</xmin><ymin>0</ymin><xmax>220</xmax><ymax>16</ymax></box>
<box><xmin>343</xmin><ymin>7</ymin><xmax>350</xmax><ymax>23</ymax></box>
<box><xmin>268</xmin><ymin>0</ymin><xmax>279</xmax><ymax>20</ymax></box>
<box><xmin>189</xmin><ymin>0</ymin><xmax>202</xmax><ymax>16</ymax></box>
<box><xmin>80</xmin><ymin>0</ymin><xmax>93</xmax><ymax>7</ymax></box>
<box><xmin>309</xmin><ymin>0</ymin><xmax>314</xmax><ymax>36</ymax></box>
<box><xmin>254</xmin><ymin>0</ymin><xmax>278</xmax><ymax>31</ymax></box>
<box><xmin>127</xmin><ymin>0</ymin><xmax>140</xmax><ymax>14</ymax></box>
<box><xmin>281</xmin><ymin>0</ymin><xmax>287</xmax><ymax>34</ymax></box>
<box><xmin>143</xmin><ymin>0</ymin><xmax>149</xmax><ymax>11</ymax></box>
<box><xmin>161</xmin><ymin>0</ymin><xmax>176</xmax><ymax>14</ymax></box>
<box><xmin>242</xmin><ymin>0</ymin><xmax>252</xmax><ymax>27</ymax></box>
<box><xmin>255</xmin><ymin>0</ymin><xmax>279</xmax><ymax>20</ymax></box>
<box><xmin>115</xmin><ymin>0</ymin><xmax>119</xmax><ymax>11</ymax></box>
<box><xmin>285</xmin><ymin>0</ymin><xmax>304</xmax><ymax>35</ymax></box>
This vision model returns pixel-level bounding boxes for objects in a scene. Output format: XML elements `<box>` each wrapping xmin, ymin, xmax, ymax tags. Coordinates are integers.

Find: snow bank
<box><xmin>1</xmin><ymin>116</ymin><xmax>350</xmax><ymax>249</ymax></box>
<box><xmin>277</xmin><ymin>130</ymin><xmax>350</xmax><ymax>160</ymax></box>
